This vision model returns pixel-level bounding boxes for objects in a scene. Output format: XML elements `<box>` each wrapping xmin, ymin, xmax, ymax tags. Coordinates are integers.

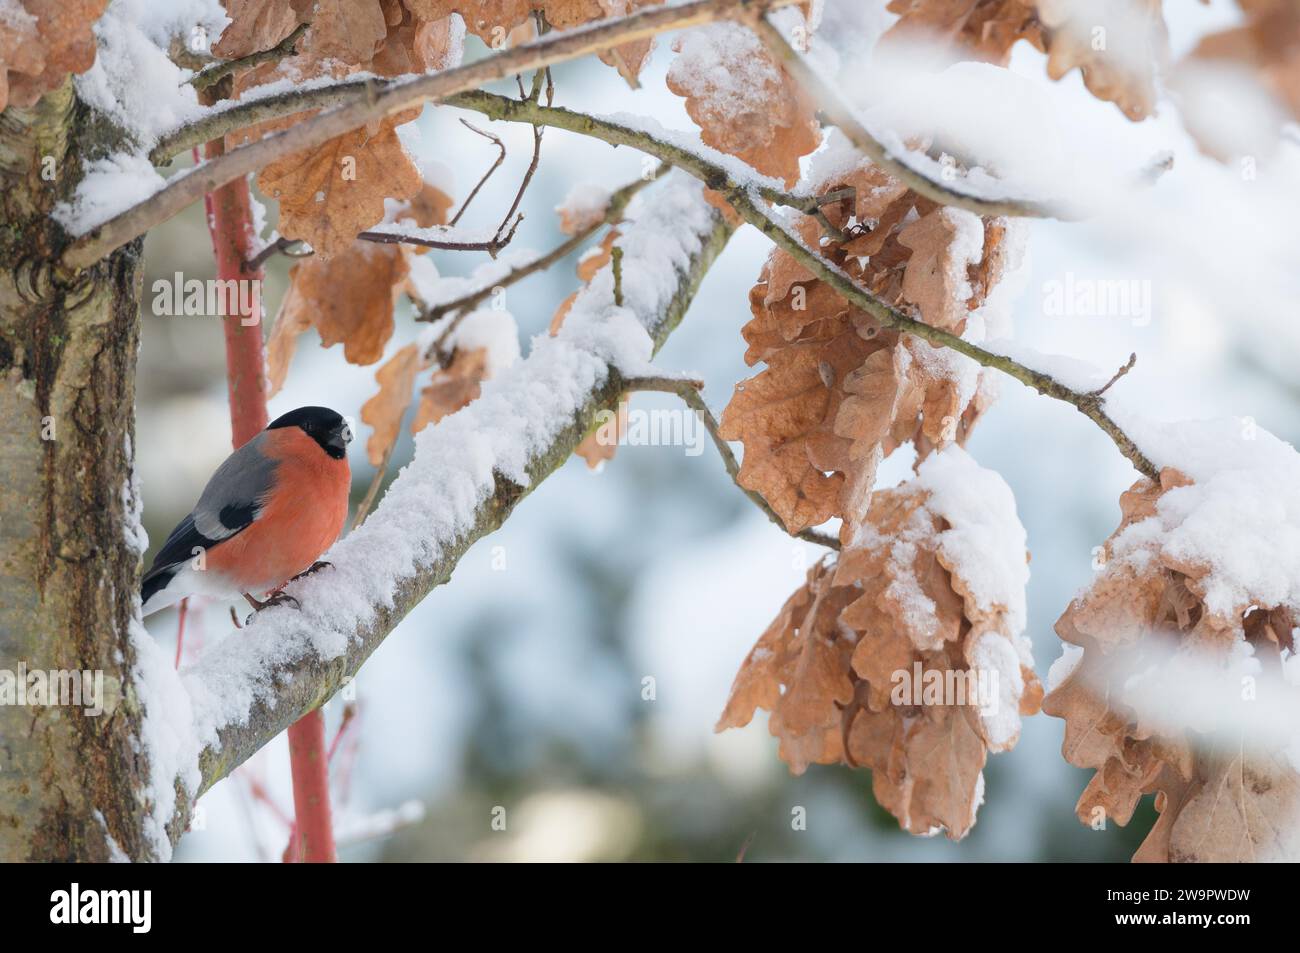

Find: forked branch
<box><xmin>445</xmin><ymin>92</ymin><xmax>1160</xmax><ymax>480</ymax></box>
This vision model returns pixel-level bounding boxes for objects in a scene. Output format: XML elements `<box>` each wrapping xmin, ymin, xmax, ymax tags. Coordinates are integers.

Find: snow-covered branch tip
<box><xmin>446</xmin><ymin>91</ymin><xmax>1161</xmax><ymax>482</ymax></box>
<box><xmin>59</xmin><ymin>0</ymin><xmax>802</xmax><ymax>273</ymax></box>
<box><xmin>159</xmin><ymin>176</ymin><xmax>734</xmax><ymax>843</ymax></box>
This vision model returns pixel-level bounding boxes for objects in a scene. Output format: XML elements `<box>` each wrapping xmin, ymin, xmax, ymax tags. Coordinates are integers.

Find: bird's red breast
<box><xmin>205</xmin><ymin>427</ymin><xmax>350</xmax><ymax>593</ymax></box>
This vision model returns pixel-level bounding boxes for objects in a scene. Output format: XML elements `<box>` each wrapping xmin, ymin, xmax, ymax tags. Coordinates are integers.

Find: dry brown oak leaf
<box><xmin>1</xmin><ymin>0</ymin><xmax>109</xmax><ymax>112</ymax></box>
<box><xmin>719</xmin><ymin>156</ymin><xmax>1017</xmax><ymax>542</ymax></box>
<box><xmin>718</xmin><ymin>467</ymin><xmax>1039</xmax><ymax>839</ymax></box>
<box><xmin>1043</xmin><ymin>467</ymin><xmax>1300</xmax><ymax>862</ymax></box>
<box><xmin>879</xmin><ymin>0</ymin><xmax>1168</xmax><ymax>121</ymax></box>
<box><xmin>257</xmin><ymin>109</ymin><xmax>424</xmax><ymax>258</ymax></box>
<box><xmin>666</xmin><ymin>21</ymin><xmax>820</xmax><ymax>187</ymax></box>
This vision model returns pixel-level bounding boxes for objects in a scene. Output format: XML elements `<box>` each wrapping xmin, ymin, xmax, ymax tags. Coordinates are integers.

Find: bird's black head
<box><xmin>268</xmin><ymin>406</ymin><xmax>352</xmax><ymax>460</ymax></box>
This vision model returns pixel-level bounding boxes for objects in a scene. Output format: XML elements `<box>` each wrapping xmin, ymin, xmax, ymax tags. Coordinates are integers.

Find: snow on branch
<box><xmin>141</xmin><ymin>174</ymin><xmax>733</xmax><ymax>847</ymax></box>
<box><xmin>59</xmin><ymin>0</ymin><xmax>801</xmax><ymax>271</ymax></box>
<box><xmin>446</xmin><ymin>91</ymin><xmax>1160</xmax><ymax>480</ymax></box>
<box><xmin>746</xmin><ymin>12</ymin><xmax>1075</xmax><ymax>220</ymax></box>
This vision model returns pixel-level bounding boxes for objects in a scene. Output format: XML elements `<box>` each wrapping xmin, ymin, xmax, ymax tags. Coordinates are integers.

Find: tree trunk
<box><xmin>0</xmin><ymin>82</ymin><xmax>152</xmax><ymax>860</ymax></box>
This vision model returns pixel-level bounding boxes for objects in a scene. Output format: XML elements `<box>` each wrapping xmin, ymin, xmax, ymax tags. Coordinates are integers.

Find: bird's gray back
<box><xmin>192</xmin><ymin>431</ymin><xmax>278</xmax><ymax>540</ymax></box>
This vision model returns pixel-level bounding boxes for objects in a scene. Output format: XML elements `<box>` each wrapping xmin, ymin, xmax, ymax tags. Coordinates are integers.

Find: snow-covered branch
<box><xmin>147</xmin><ymin>174</ymin><xmax>733</xmax><ymax>848</ymax></box>
<box><xmin>59</xmin><ymin>0</ymin><xmax>800</xmax><ymax>272</ymax></box>
<box><xmin>745</xmin><ymin>13</ymin><xmax>1076</xmax><ymax>220</ymax></box>
<box><xmin>446</xmin><ymin>91</ymin><xmax>1160</xmax><ymax>480</ymax></box>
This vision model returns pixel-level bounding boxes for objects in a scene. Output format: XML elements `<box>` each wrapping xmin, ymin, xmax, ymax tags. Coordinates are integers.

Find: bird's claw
<box><xmin>289</xmin><ymin>560</ymin><xmax>332</xmax><ymax>583</ymax></box>
<box><xmin>242</xmin><ymin>589</ymin><xmax>302</xmax><ymax>624</ymax></box>
<box><xmin>240</xmin><ymin>565</ymin><xmax>326</xmax><ymax>624</ymax></box>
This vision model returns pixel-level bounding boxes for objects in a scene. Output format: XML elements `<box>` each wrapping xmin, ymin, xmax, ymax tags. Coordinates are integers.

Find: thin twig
<box><xmin>445</xmin><ymin>93</ymin><xmax>1161</xmax><ymax>480</ymax></box>
<box><xmin>66</xmin><ymin>0</ymin><xmax>801</xmax><ymax>270</ymax></box>
<box><xmin>188</xmin><ymin>23</ymin><xmax>310</xmax><ymax>92</ymax></box>
<box><xmin>348</xmin><ymin>441</ymin><xmax>396</xmax><ymax>534</ymax></box>
<box><xmin>622</xmin><ymin>375</ymin><xmax>841</xmax><ymax>549</ymax></box>
<box><xmin>246</xmin><ymin>235</ymin><xmax>310</xmax><ymax>270</ymax></box>
<box><xmin>356</xmin><ymin>217</ymin><xmax>522</xmax><ymax>254</ymax></box>
<box><xmin>448</xmin><ymin>119</ymin><xmax>506</xmax><ymax>227</ymax></box>
<box><xmin>494</xmin><ymin>121</ymin><xmax>543</xmax><ymax>246</ymax></box>
<box><xmin>416</xmin><ymin>161</ymin><xmax>660</xmax><ymax>325</ymax></box>
<box><xmin>1091</xmin><ymin>353</ymin><xmax>1137</xmax><ymax>398</ymax></box>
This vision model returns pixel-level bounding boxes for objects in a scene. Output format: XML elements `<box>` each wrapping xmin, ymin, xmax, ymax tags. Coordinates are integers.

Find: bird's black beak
<box><xmin>328</xmin><ymin>423</ymin><xmax>353</xmax><ymax>454</ymax></box>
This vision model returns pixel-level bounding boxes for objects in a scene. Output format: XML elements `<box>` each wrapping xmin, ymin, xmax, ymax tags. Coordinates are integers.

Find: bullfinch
<box><xmin>140</xmin><ymin>406</ymin><xmax>352</xmax><ymax>617</ymax></box>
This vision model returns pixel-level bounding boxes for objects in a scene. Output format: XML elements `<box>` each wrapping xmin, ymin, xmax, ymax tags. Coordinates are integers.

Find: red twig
<box><xmin>198</xmin><ymin>131</ymin><xmax>338</xmax><ymax>863</ymax></box>
<box><xmin>244</xmin><ymin>772</ymin><xmax>294</xmax><ymax>829</ymax></box>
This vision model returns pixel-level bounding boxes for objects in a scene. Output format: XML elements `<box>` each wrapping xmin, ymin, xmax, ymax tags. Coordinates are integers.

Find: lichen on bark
<box><xmin>0</xmin><ymin>80</ymin><xmax>152</xmax><ymax>861</ymax></box>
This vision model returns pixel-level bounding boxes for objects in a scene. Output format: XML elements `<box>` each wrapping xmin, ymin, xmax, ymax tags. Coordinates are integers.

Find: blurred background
<box><xmin>137</xmin><ymin>0</ymin><xmax>1300</xmax><ymax>861</ymax></box>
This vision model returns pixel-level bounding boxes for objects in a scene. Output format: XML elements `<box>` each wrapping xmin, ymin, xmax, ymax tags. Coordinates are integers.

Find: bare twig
<box><xmin>245</xmin><ymin>235</ymin><xmax>309</xmax><ymax>270</ymax></box>
<box><xmin>348</xmin><ymin>442</ymin><xmax>396</xmax><ymax>534</ymax></box>
<box><xmin>188</xmin><ymin>23</ymin><xmax>310</xmax><ymax>92</ymax></box>
<box><xmin>446</xmin><ymin>93</ymin><xmax>1160</xmax><ymax>480</ymax></box>
<box><xmin>417</xmin><ymin>165</ymin><xmax>661</xmax><ymax>325</ymax></box>
<box><xmin>65</xmin><ymin>0</ymin><xmax>801</xmax><ymax>271</ymax></box>
<box><xmin>449</xmin><ymin>120</ymin><xmax>506</xmax><ymax>227</ymax></box>
<box><xmin>494</xmin><ymin>120</ymin><xmax>543</xmax><ymax>246</ymax></box>
<box><xmin>356</xmin><ymin>216</ymin><xmax>522</xmax><ymax>255</ymax></box>
<box><xmin>622</xmin><ymin>375</ymin><xmax>841</xmax><ymax>549</ymax></box>
<box><xmin>1091</xmin><ymin>353</ymin><xmax>1138</xmax><ymax>398</ymax></box>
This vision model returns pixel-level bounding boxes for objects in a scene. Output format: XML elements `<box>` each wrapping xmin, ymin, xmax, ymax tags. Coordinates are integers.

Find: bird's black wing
<box><xmin>141</xmin><ymin>434</ymin><xmax>278</xmax><ymax>601</ymax></box>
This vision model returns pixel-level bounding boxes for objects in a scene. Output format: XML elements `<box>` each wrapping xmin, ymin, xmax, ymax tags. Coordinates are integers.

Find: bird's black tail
<box><xmin>141</xmin><ymin>564</ymin><xmax>179</xmax><ymax>611</ymax></box>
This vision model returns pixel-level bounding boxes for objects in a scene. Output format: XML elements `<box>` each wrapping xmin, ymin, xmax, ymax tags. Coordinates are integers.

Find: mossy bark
<box><xmin>0</xmin><ymin>82</ymin><xmax>152</xmax><ymax>861</ymax></box>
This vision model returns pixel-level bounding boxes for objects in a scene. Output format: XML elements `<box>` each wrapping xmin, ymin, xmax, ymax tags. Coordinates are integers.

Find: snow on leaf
<box><xmin>1171</xmin><ymin>0</ymin><xmax>1300</xmax><ymax>160</ymax></box>
<box><xmin>666</xmin><ymin>21</ymin><xmax>821</xmax><ymax>186</ymax></box>
<box><xmin>879</xmin><ymin>0</ymin><xmax>1043</xmax><ymax>67</ymax></box>
<box><xmin>257</xmin><ymin>110</ymin><xmax>423</xmax><ymax>257</ymax></box>
<box><xmin>1044</xmin><ymin>422</ymin><xmax>1300</xmax><ymax>860</ymax></box>
<box><xmin>1034</xmin><ymin>0</ymin><xmax>1168</xmax><ymax>122</ymax></box>
<box><xmin>718</xmin><ymin>446</ymin><xmax>1037</xmax><ymax>838</ymax></box>
<box><xmin>556</xmin><ymin>181</ymin><xmax>612</xmax><ymax>235</ymax></box>
<box><xmin>720</xmin><ymin>149</ymin><xmax>1020</xmax><ymax>540</ymax></box>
